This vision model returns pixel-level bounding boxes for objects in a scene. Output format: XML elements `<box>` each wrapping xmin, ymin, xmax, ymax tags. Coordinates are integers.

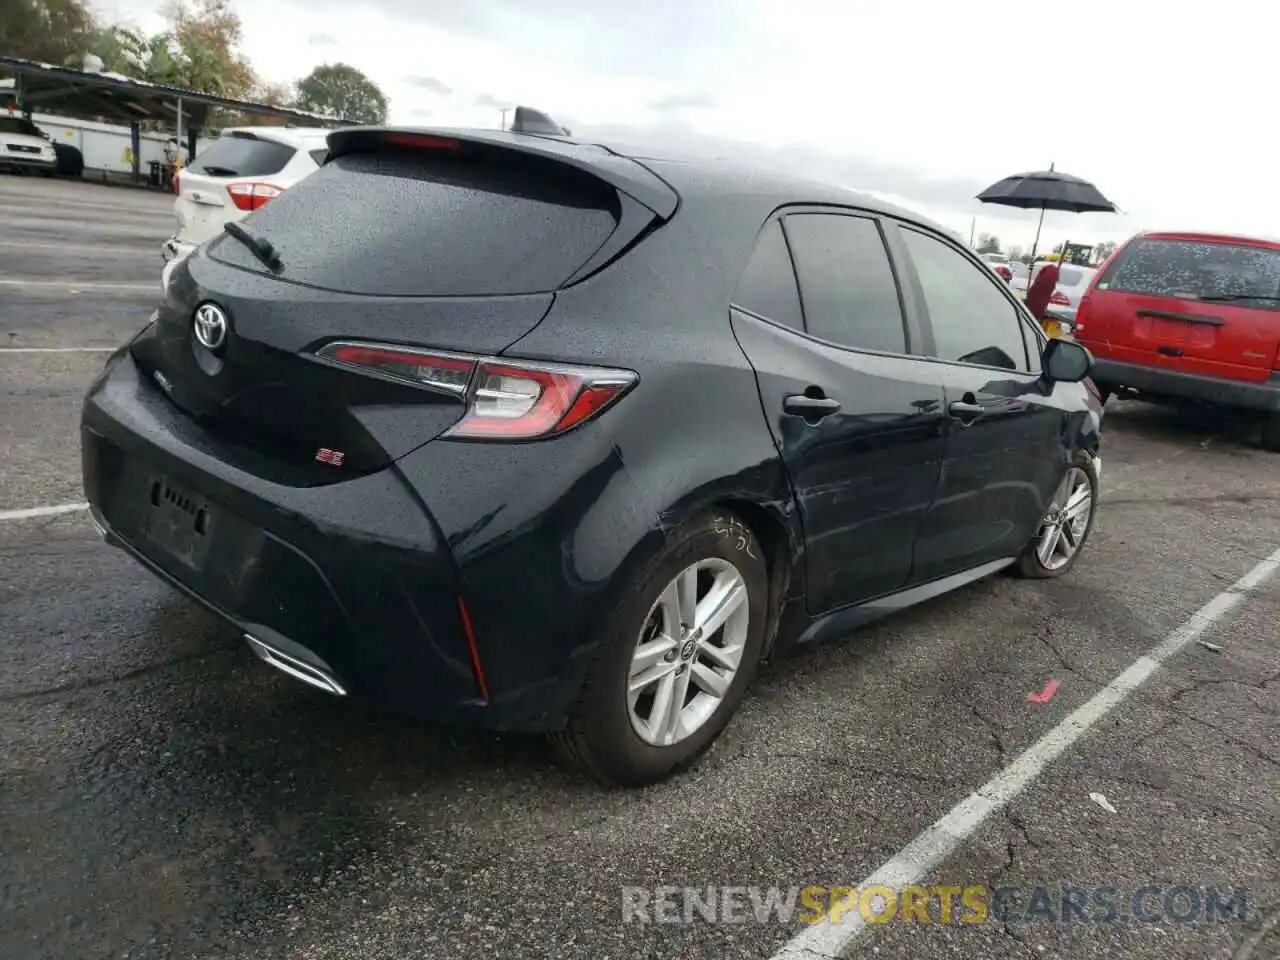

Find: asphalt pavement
<box><xmin>1</xmin><ymin>174</ymin><xmax>1276</xmax><ymax>960</ymax></box>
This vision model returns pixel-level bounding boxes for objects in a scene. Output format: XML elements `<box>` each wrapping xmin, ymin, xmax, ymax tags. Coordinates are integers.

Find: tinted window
<box><xmin>309</xmin><ymin>148</ymin><xmax>328</xmax><ymax>166</ymax></box>
<box><xmin>784</xmin><ymin>213</ymin><xmax>906</xmax><ymax>354</ymax></box>
<box><xmin>0</xmin><ymin>117</ymin><xmax>43</xmax><ymax>137</ymax></box>
<box><xmin>1102</xmin><ymin>238</ymin><xmax>1280</xmax><ymax>307</ymax></box>
<box><xmin>209</xmin><ymin>151</ymin><xmax>621</xmax><ymax>297</ymax></box>
<box><xmin>1057</xmin><ymin>267</ymin><xmax>1085</xmax><ymax>287</ymax></box>
<box><xmin>901</xmin><ymin>228</ymin><xmax>1030</xmax><ymax>371</ymax></box>
<box><xmin>189</xmin><ymin>134</ymin><xmax>296</xmax><ymax>177</ymax></box>
<box><xmin>733</xmin><ymin>220</ymin><xmax>803</xmax><ymax>329</ymax></box>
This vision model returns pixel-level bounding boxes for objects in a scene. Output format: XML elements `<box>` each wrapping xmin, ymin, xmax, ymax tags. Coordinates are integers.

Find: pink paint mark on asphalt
<box><xmin>1026</xmin><ymin>679</ymin><xmax>1061</xmax><ymax>704</ymax></box>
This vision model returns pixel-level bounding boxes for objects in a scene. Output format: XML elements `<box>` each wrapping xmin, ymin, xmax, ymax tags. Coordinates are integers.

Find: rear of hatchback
<box><xmin>1039</xmin><ymin>262</ymin><xmax>1096</xmax><ymax>326</ymax></box>
<box><xmin>83</xmin><ymin>127</ymin><xmax>676</xmax><ymax>729</ymax></box>
<box><xmin>1074</xmin><ymin>231</ymin><xmax>1280</xmax><ymax>449</ymax></box>
<box><xmin>161</xmin><ymin>127</ymin><xmax>330</xmax><ymax>267</ymax></box>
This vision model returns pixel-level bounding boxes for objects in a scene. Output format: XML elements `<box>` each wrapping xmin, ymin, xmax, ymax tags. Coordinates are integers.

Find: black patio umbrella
<box><xmin>976</xmin><ymin>163</ymin><xmax>1117</xmax><ymax>263</ymax></box>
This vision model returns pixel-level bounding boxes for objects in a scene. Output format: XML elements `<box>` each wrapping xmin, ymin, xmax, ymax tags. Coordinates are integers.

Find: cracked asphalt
<box><xmin>1</xmin><ymin>176</ymin><xmax>1277</xmax><ymax>960</ymax></box>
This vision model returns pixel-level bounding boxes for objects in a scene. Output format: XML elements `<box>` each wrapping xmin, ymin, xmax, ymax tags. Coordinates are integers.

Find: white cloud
<box><xmin>95</xmin><ymin>0</ymin><xmax>1279</xmax><ymax>252</ymax></box>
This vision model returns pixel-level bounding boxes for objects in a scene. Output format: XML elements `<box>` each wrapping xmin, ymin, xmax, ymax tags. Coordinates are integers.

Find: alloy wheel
<box><xmin>626</xmin><ymin>558</ymin><xmax>750</xmax><ymax>747</ymax></box>
<box><xmin>1035</xmin><ymin>466</ymin><xmax>1094</xmax><ymax>571</ymax></box>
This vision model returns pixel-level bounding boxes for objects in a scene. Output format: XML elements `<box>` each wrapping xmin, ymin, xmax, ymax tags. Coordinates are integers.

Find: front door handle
<box><xmin>948</xmin><ymin>400</ymin><xmax>985</xmax><ymax>424</ymax></box>
<box><xmin>784</xmin><ymin>393</ymin><xmax>841</xmax><ymax>420</ymax></box>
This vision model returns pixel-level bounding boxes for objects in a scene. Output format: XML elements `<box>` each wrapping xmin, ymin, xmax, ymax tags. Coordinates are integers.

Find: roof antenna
<box><xmin>508</xmin><ymin>106</ymin><xmax>569</xmax><ymax>136</ymax></box>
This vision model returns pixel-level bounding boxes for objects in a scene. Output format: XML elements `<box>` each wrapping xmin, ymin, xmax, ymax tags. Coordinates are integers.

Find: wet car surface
<box><xmin>1</xmin><ymin>176</ymin><xmax>1277</xmax><ymax>960</ymax></box>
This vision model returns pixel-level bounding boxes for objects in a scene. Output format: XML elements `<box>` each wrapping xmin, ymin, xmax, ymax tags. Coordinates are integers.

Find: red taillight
<box><xmin>171</xmin><ymin>169</ymin><xmax>181</xmax><ymax>194</ymax></box>
<box><xmin>1050</xmin><ymin>290</ymin><xmax>1071</xmax><ymax>306</ymax></box>
<box><xmin>314</xmin><ymin>341</ymin><xmax>637</xmax><ymax>440</ymax></box>
<box><xmin>1074</xmin><ymin>296</ymin><xmax>1092</xmax><ymax>336</ymax></box>
<box><xmin>227</xmin><ymin>181</ymin><xmax>284</xmax><ymax>212</ymax></box>
<box><xmin>995</xmin><ymin>266</ymin><xmax>1012</xmax><ymax>281</ymax></box>
<box><xmin>319</xmin><ymin>343</ymin><xmax>475</xmax><ymax>394</ymax></box>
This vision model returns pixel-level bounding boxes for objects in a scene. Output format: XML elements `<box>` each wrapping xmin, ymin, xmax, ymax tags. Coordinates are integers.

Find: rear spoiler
<box><xmin>325</xmin><ymin>125</ymin><xmax>679</xmax><ymax>220</ymax></box>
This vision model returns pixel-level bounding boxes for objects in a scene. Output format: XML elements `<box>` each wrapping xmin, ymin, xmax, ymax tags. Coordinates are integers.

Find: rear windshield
<box><xmin>189</xmin><ymin>134</ymin><xmax>296</xmax><ymax>178</ymax></box>
<box><xmin>0</xmin><ymin>117</ymin><xmax>43</xmax><ymax>137</ymax></box>
<box><xmin>1102</xmin><ymin>238</ymin><xmax>1280</xmax><ymax>305</ymax></box>
<box><xmin>208</xmin><ymin>150</ymin><xmax>622</xmax><ymax>296</ymax></box>
<box><xmin>1057</xmin><ymin>267</ymin><xmax>1085</xmax><ymax>287</ymax></box>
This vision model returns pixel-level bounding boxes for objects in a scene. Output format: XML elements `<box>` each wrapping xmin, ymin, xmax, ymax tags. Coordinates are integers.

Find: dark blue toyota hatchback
<box><xmin>81</xmin><ymin>123</ymin><xmax>1103</xmax><ymax>786</ymax></box>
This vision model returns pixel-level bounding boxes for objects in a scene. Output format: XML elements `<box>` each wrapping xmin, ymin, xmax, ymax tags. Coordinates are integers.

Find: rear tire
<box><xmin>1012</xmin><ymin>453</ymin><xmax>1098</xmax><ymax>579</ymax></box>
<box><xmin>1261</xmin><ymin>413</ymin><xmax>1280</xmax><ymax>453</ymax></box>
<box><xmin>550</xmin><ymin>510</ymin><xmax>769</xmax><ymax>786</ymax></box>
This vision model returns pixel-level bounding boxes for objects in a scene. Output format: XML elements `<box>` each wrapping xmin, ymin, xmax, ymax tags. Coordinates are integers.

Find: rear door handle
<box><xmin>784</xmin><ymin>393</ymin><xmax>841</xmax><ymax>419</ymax></box>
<box><xmin>948</xmin><ymin>400</ymin><xmax>985</xmax><ymax>424</ymax></box>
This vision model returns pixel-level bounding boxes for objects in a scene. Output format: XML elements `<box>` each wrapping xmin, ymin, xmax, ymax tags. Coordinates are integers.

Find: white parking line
<box><xmin>0</xmin><ymin>239</ymin><xmax>156</xmax><ymax>256</ymax></box>
<box><xmin>0</xmin><ymin>347</ymin><xmax>117</xmax><ymax>353</ymax></box>
<box><xmin>0</xmin><ymin>346</ymin><xmax>119</xmax><ymax>354</ymax></box>
<box><xmin>770</xmin><ymin>543</ymin><xmax>1280</xmax><ymax>960</ymax></box>
<box><xmin>0</xmin><ymin>279</ymin><xmax>155</xmax><ymax>292</ymax></box>
<box><xmin>0</xmin><ymin>502</ymin><xmax>88</xmax><ymax>523</ymax></box>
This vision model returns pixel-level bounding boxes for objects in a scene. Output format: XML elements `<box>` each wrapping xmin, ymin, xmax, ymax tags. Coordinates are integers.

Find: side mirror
<box><xmin>1042</xmin><ymin>338</ymin><xmax>1093</xmax><ymax>383</ymax></box>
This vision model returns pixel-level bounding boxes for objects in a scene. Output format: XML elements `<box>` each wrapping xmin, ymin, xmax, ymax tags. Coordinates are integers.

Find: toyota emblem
<box><xmin>193</xmin><ymin>302</ymin><xmax>228</xmax><ymax>351</ymax></box>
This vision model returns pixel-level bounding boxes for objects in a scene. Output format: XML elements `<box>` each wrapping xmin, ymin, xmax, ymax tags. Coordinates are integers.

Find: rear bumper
<box><xmin>80</xmin><ymin>350</ymin><xmax>581</xmax><ymax>731</ymax></box>
<box><xmin>1090</xmin><ymin>358</ymin><xmax>1280</xmax><ymax>413</ymax></box>
<box><xmin>161</xmin><ymin>238</ymin><xmax>196</xmax><ymax>263</ymax></box>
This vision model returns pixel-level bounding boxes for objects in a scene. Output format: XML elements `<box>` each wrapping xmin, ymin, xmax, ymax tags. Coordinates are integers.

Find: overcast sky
<box><xmin>95</xmin><ymin>0</ymin><xmax>1277</xmax><ymax>254</ymax></box>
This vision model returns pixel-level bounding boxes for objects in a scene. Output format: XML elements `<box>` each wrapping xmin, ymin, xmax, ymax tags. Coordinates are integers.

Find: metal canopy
<box><xmin>0</xmin><ymin>55</ymin><xmax>347</xmax><ymax>128</ymax></box>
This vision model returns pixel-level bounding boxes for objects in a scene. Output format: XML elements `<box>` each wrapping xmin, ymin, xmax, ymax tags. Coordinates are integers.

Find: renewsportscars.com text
<box><xmin>620</xmin><ymin>884</ymin><xmax>1250</xmax><ymax>925</ymax></box>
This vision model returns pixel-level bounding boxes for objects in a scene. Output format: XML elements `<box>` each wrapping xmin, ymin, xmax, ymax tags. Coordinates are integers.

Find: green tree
<box><xmin>234</xmin><ymin>79</ymin><xmax>293</xmax><ymax>125</ymax></box>
<box><xmin>0</xmin><ymin>0</ymin><xmax>96</xmax><ymax>66</ymax></box>
<box><xmin>1094</xmin><ymin>240</ymin><xmax>1117</xmax><ymax>264</ymax></box>
<box><xmin>64</xmin><ymin>1</ymin><xmax>255</xmax><ymax>99</ymax></box>
<box><xmin>85</xmin><ymin>24</ymin><xmax>151</xmax><ymax>76</ymax></box>
<box><xmin>294</xmin><ymin>62</ymin><xmax>388</xmax><ymax>123</ymax></box>
<box><xmin>976</xmin><ymin>233</ymin><xmax>1002</xmax><ymax>255</ymax></box>
<box><xmin>156</xmin><ymin>0</ymin><xmax>254</xmax><ymax>97</ymax></box>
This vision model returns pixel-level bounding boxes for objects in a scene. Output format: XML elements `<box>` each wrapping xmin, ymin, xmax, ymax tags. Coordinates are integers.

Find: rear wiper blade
<box><xmin>223</xmin><ymin>221</ymin><xmax>282</xmax><ymax>272</ymax></box>
<box><xmin>1197</xmin><ymin>294</ymin><xmax>1280</xmax><ymax>304</ymax></box>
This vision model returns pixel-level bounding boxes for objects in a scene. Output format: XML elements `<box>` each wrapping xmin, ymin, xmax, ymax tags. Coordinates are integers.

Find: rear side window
<box><xmin>189</xmin><ymin>135</ymin><xmax>296</xmax><ymax>177</ymax></box>
<box><xmin>783</xmin><ymin>213</ymin><xmax>907</xmax><ymax>354</ymax></box>
<box><xmin>732</xmin><ymin>220</ymin><xmax>803</xmax><ymax>330</ymax></box>
<box><xmin>1101</xmin><ymin>238</ymin><xmax>1280</xmax><ymax>306</ymax></box>
<box><xmin>209</xmin><ymin>151</ymin><xmax>621</xmax><ymax>296</ymax></box>
<box><xmin>901</xmin><ymin>227</ymin><xmax>1031</xmax><ymax>371</ymax></box>
<box><xmin>308</xmin><ymin>148</ymin><xmax>328</xmax><ymax>166</ymax></box>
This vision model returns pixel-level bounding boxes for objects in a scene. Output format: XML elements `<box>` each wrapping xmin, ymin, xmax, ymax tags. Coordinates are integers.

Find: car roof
<box><xmin>221</xmin><ymin>125</ymin><xmax>332</xmax><ymax>147</ymax></box>
<box><xmin>341</xmin><ymin>124</ymin><xmax>955</xmax><ymax>238</ymax></box>
<box><xmin>1133</xmin><ymin>230</ymin><xmax>1280</xmax><ymax>252</ymax></box>
<box><xmin>625</xmin><ymin>150</ymin><xmax>941</xmax><ymax>229</ymax></box>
